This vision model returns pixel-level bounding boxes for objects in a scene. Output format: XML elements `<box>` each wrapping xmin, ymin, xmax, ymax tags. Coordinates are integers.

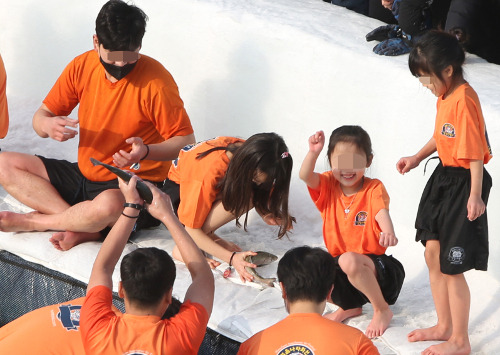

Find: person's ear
<box><xmin>118</xmin><ymin>281</ymin><xmax>125</xmax><ymax>298</ymax></box>
<box><xmin>279</xmin><ymin>282</ymin><xmax>286</xmax><ymax>300</ymax></box>
<box><xmin>166</xmin><ymin>288</ymin><xmax>173</xmax><ymax>305</ymax></box>
<box><xmin>93</xmin><ymin>35</ymin><xmax>100</xmax><ymax>53</ymax></box>
<box><xmin>366</xmin><ymin>154</ymin><xmax>373</xmax><ymax>168</ymax></box>
<box><xmin>444</xmin><ymin>65</ymin><xmax>454</xmax><ymax>79</ymax></box>
<box><xmin>326</xmin><ymin>285</ymin><xmax>334</xmax><ymax>302</ymax></box>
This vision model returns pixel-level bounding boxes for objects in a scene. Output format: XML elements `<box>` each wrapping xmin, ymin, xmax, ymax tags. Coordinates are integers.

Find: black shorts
<box><xmin>415</xmin><ymin>162</ymin><xmax>492</xmax><ymax>275</ymax></box>
<box><xmin>38</xmin><ymin>156</ymin><xmax>179</xmax><ymax>232</ymax></box>
<box><xmin>330</xmin><ymin>254</ymin><xmax>405</xmax><ymax>310</ymax></box>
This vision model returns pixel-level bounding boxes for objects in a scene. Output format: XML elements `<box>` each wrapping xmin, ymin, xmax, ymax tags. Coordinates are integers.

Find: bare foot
<box><xmin>408</xmin><ymin>325</ymin><xmax>452</xmax><ymax>343</ymax></box>
<box><xmin>422</xmin><ymin>336</ymin><xmax>471</xmax><ymax>355</ymax></box>
<box><xmin>0</xmin><ymin>211</ymin><xmax>38</xmax><ymax>232</ymax></box>
<box><xmin>324</xmin><ymin>307</ymin><xmax>362</xmax><ymax>323</ymax></box>
<box><xmin>49</xmin><ymin>231</ymin><xmax>101</xmax><ymax>251</ymax></box>
<box><xmin>206</xmin><ymin>257</ymin><xmax>221</xmax><ymax>269</ymax></box>
<box><xmin>365</xmin><ymin>307</ymin><xmax>393</xmax><ymax>338</ymax></box>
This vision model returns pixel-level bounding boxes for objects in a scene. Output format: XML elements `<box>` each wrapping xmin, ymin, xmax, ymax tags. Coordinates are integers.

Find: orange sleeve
<box><xmin>370</xmin><ymin>180</ymin><xmax>390</xmax><ymax>215</ymax></box>
<box><xmin>456</xmin><ymin>95</ymin><xmax>487</xmax><ymax>162</ymax></box>
<box><xmin>307</xmin><ymin>172</ymin><xmax>333</xmax><ymax>212</ymax></box>
<box><xmin>357</xmin><ymin>334</ymin><xmax>380</xmax><ymax>355</ymax></box>
<box><xmin>165</xmin><ymin>301</ymin><xmax>209</xmax><ymax>352</ymax></box>
<box><xmin>80</xmin><ymin>286</ymin><xmax>116</xmax><ymax>352</ymax></box>
<box><xmin>178</xmin><ymin>178</ymin><xmax>219</xmax><ymax>229</ymax></box>
<box><xmin>43</xmin><ymin>56</ymin><xmax>81</xmax><ymax>117</ymax></box>
<box><xmin>0</xmin><ymin>54</ymin><xmax>9</xmax><ymax>138</ymax></box>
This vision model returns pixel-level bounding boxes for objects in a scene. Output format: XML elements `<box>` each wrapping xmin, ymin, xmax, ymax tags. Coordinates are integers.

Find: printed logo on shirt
<box><xmin>441</xmin><ymin>123</ymin><xmax>456</xmax><ymax>138</ymax></box>
<box><xmin>448</xmin><ymin>247</ymin><xmax>465</xmax><ymax>265</ymax></box>
<box><xmin>276</xmin><ymin>343</ymin><xmax>315</xmax><ymax>355</ymax></box>
<box><xmin>354</xmin><ymin>211</ymin><xmax>368</xmax><ymax>226</ymax></box>
<box><xmin>172</xmin><ymin>138</ymin><xmax>217</xmax><ymax>168</ymax></box>
<box><xmin>122</xmin><ymin>351</ymin><xmax>153</xmax><ymax>355</ymax></box>
<box><xmin>57</xmin><ymin>304</ymin><xmax>81</xmax><ymax>331</ymax></box>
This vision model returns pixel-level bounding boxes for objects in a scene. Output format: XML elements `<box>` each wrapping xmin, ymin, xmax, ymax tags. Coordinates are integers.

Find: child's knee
<box><xmin>338</xmin><ymin>252</ymin><xmax>370</xmax><ymax>275</ymax></box>
<box><xmin>424</xmin><ymin>241</ymin><xmax>440</xmax><ymax>268</ymax></box>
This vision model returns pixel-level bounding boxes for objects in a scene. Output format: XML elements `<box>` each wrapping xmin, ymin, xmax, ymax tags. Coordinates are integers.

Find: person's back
<box><xmin>80</xmin><ymin>176</ymin><xmax>213</xmax><ymax>354</ymax></box>
<box><xmin>0</xmin><ymin>298</ymin><xmax>86</xmax><ymax>355</ymax></box>
<box><xmin>237</xmin><ymin>246</ymin><xmax>379</xmax><ymax>355</ymax></box>
<box><xmin>239</xmin><ymin>313</ymin><xmax>377</xmax><ymax>354</ymax></box>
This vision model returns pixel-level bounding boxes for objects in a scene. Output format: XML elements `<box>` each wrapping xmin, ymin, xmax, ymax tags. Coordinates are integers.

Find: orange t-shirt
<box><xmin>237</xmin><ymin>313</ymin><xmax>379</xmax><ymax>355</ymax></box>
<box><xmin>0</xmin><ymin>54</ymin><xmax>9</xmax><ymax>138</ymax></box>
<box><xmin>0</xmin><ymin>298</ymin><xmax>86</xmax><ymax>354</ymax></box>
<box><xmin>80</xmin><ymin>285</ymin><xmax>209</xmax><ymax>355</ymax></box>
<box><xmin>43</xmin><ymin>50</ymin><xmax>193</xmax><ymax>182</ymax></box>
<box><xmin>308</xmin><ymin>174</ymin><xmax>389</xmax><ymax>257</ymax></box>
<box><xmin>434</xmin><ymin>83</ymin><xmax>492</xmax><ymax>168</ymax></box>
<box><xmin>168</xmin><ymin>136</ymin><xmax>245</xmax><ymax>229</ymax></box>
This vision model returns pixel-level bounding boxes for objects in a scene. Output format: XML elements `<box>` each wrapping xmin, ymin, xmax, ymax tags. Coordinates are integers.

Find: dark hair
<box><xmin>277</xmin><ymin>246</ymin><xmax>336</xmax><ymax>303</ymax></box>
<box><xmin>198</xmin><ymin>133</ymin><xmax>294</xmax><ymax>238</ymax></box>
<box><xmin>95</xmin><ymin>0</ymin><xmax>148</xmax><ymax>51</ymax></box>
<box><xmin>409</xmin><ymin>30</ymin><xmax>465</xmax><ymax>83</ymax></box>
<box><xmin>327</xmin><ymin>125</ymin><xmax>373</xmax><ymax>166</ymax></box>
<box><xmin>120</xmin><ymin>247</ymin><xmax>175</xmax><ymax>307</ymax></box>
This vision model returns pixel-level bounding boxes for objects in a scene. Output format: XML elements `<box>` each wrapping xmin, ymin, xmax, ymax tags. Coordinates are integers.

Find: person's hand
<box><xmin>467</xmin><ymin>195</ymin><xmax>485</xmax><ymax>221</ymax></box>
<box><xmin>379</xmin><ymin>232</ymin><xmax>398</xmax><ymax>247</ymax></box>
<box><xmin>143</xmin><ymin>181</ymin><xmax>175</xmax><ymax>220</ymax></box>
<box><xmin>308</xmin><ymin>131</ymin><xmax>325</xmax><ymax>156</ymax></box>
<box><xmin>396</xmin><ymin>155</ymin><xmax>420</xmax><ymax>174</ymax></box>
<box><xmin>118</xmin><ymin>174</ymin><xmax>143</xmax><ymax>205</ymax></box>
<box><xmin>44</xmin><ymin>116</ymin><xmax>79</xmax><ymax>142</ymax></box>
<box><xmin>113</xmin><ymin>137</ymin><xmax>148</xmax><ymax>168</ymax></box>
<box><xmin>366</xmin><ymin>25</ymin><xmax>400</xmax><ymax>42</ymax></box>
<box><xmin>231</xmin><ymin>251</ymin><xmax>258</xmax><ymax>283</ymax></box>
<box><xmin>373</xmin><ymin>38</ymin><xmax>411</xmax><ymax>56</ymax></box>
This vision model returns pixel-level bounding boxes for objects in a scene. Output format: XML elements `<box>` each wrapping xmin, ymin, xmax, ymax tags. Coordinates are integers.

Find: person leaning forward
<box><xmin>0</xmin><ymin>0</ymin><xmax>194</xmax><ymax>250</ymax></box>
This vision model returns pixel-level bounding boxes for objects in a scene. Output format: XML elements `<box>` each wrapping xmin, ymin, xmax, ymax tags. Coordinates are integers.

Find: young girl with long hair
<box><xmin>168</xmin><ymin>132</ymin><xmax>294</xmax><ymax>282</ymax></box>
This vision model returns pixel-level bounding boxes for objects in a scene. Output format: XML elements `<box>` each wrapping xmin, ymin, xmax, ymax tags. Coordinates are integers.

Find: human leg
<box><xmin>1</xmin><ymin>189</ymin><xmax>124</xmax><ymax>243</ymax></box>
<box><xmin>408</xmin><ymin>240</ymin><xmax>453</xmax><ymax>342</ymax></box>
<box><xmin>0</xmin><ymin>152</ymin><xmax>70</xmax><ymax>213</ymax></box>
<box><xmin>338</xmin><ymin>252</ymin><xmax>393</xmax><ymax>338</ymax></box>
<box><xmin>422</xmin><ymin>273</ymin><xmax>471</xmax><ymax>355</ymax></box>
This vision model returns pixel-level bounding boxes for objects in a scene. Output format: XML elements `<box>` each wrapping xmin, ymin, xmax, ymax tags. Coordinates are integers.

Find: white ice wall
<box><xmin>1</xmin><ymin>0</ymin><xmax>499</xmax><ymax>348</ymax></box>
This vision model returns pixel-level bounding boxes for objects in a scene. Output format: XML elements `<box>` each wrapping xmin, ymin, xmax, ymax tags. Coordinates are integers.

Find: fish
<box><xmin>244</xmin><ymin>251</ymin><xmax>278</xmax><ymax>288</ymax></box>
<box><xmin>90</xmin><ymin>157</ymin><xmax>154</xmax><ymax>204</ymax></box>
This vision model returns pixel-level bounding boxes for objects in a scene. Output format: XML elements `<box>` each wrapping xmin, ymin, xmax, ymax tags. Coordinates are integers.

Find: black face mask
<box><xmin>99</xmin><ymin>56</ymin><xmax>137</xmax><ymax>81</ymax></box>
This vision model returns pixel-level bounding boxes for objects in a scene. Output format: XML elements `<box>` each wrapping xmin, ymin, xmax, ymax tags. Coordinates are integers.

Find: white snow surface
<box><xmin>0</xmin><ymin>0</ymin><xmax>499</xmax><ymax>354</ymax></box>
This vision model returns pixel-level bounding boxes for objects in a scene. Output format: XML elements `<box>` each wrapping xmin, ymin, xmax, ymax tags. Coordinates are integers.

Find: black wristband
<box><xmin>229</xmin><ymin>251</ymin><xmax>237</xmax><ymax>267</ymax></box>
<box><xmin>140</xmin><ymin>144</ymin><xmax>150</xmax><ymax>161</ymax></box>
<box><xmin>121</xmin><ymin>211</ymin><xmax>139</xmax><ymax>219</ymax></box>
<box><xmin>123</xmin><ymin>202</ymin><xmax>143</xmax><ymax>210</ymax></box>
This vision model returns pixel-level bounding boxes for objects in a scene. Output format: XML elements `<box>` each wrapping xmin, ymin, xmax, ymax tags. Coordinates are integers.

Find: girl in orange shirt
<box><xmin>397</xmin><ymin>30</ymin><xmax>492</xmax><ymax>355</ymax></box>
<box><xmin>168</xmin><ymin>133</ymin><xmax>294</xmax><ymax>282</ymax></box>
<box><xmin>300</xmin><ymin>126</ymin><xmax>404</xmax><ymax>339</ymax></box>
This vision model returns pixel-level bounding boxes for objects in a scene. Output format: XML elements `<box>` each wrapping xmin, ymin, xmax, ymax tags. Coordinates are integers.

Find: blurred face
<box><xmin>418</xmin><ymin>66</ymin><xmax>453</xmax><ymax>97</ymax></box>
<box><xmin>329</xmin><ymin>142</ymin><xmax>369</xmax><ymax>194</ymax></box>
<box><xmin>252</xmin><ymin>170</ymin><xmax>269</xmax><ymax>187</ymax></box>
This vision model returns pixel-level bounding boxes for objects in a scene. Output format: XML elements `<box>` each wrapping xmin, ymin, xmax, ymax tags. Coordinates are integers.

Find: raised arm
<box><xmin>32</xmin><ymin>104</ymin><xmax>79</xmax><ymax>142</ymax></box>
<box><xmin>299</xmin><ymin>130</ymin><xmax>325</xmax><ymax>189</ymax></box>
<box><xmin>145</xmin><ymin>183</ymin><xmax>214</xmax><ymax>315</ymax></box>
<box><xmin>86</xmin><ymin>175</ymin><xmax>143</xmax><ymax>292</ymax></box>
